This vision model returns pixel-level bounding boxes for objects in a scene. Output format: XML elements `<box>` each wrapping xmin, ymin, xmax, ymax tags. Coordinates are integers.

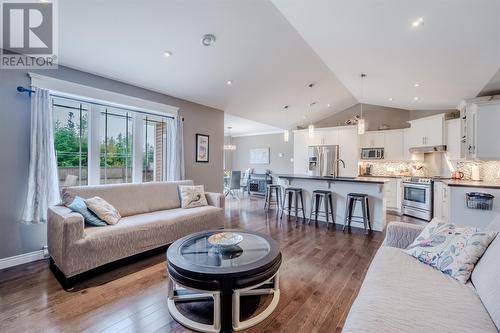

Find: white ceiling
<box><xmin>224</xmin><ymin>113</ymin><xmax>282</xmax><ymax>137</ymax></box>
<box><xmin>58</xmin><ymin>0</ymin><xmax>356</xmax><ymax>131</ymax></box>
<box><xmin>58</xmin><ymin>0</ymin><xmax>500</xmax><ymax>134</ymax></box>
<box><xmin>272</xmin><ymin>0</ymin><xmax>500</xmax><ymax>110</ymax></box>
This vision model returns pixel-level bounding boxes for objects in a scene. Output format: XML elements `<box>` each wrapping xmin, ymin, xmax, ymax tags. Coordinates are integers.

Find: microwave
<box><xmin>361</xmin><ymin>148</ymin><xmax>384</xmax><ymax>160</ymax></box>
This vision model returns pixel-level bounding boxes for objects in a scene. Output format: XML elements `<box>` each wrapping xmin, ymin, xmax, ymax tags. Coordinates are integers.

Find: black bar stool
<box><xmin>264</xmin><ymin>184</ymin><xmax>282</xmax><ymax>213</ymax></box>
<box><xmin>343</xmin><ymin>193</ymin><xmax>372</xmax><ymax>234</ymax></box>
<box><xmin>309</xmin><ymin>190</ymin><xmax>335</xmax><ymax>227</ymax></box>
<box><xmin>280</xmin><ymin>187</ymin><xmax>306</xmax><ymax>222</ymax></box>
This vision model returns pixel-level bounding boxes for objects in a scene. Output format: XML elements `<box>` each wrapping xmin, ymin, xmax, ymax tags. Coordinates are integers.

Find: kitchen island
<box><xmin>276</xmin><ymin>174</ymin><xmax>392</xmax><ymax>231</ymax></box>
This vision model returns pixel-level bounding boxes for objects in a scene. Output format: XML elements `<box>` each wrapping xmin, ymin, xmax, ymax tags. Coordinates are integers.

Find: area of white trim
<box><xmin>28</xmin><ymin>72</ymin><xmax>179</xmax><ymax>116</ymax></box>
<box><xmin>0</xmin><ymin>249</ymin><xmax>46</xmax><ymax>270</ymax></box>
<box><xmin>231</xmin><ymin>130</ymin><xmax>285</xmax><ymax>137</ymax></box>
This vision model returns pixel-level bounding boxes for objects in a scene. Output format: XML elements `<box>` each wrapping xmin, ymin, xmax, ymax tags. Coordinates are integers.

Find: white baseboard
<box><xmin>0</xmin><ymin>249</ymin><xmax>47</xmax><ymax>270</ymax></box>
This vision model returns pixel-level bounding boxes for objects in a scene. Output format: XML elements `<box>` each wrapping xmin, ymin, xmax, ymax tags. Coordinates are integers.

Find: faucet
<box><xmin>334</xmin><ymin>159</ymin><xmax>346</xmax><ymax>177</ymax></box>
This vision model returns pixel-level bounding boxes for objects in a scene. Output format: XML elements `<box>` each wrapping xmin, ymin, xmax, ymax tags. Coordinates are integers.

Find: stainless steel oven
<box><xmin>402</xmin><ymin>177</ymin><xmax>433</xmax><ymax>221</ymax></box>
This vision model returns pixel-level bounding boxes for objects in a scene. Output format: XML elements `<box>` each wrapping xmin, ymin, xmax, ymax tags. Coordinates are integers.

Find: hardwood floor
<box><xmin>0</xmin><ymin>195</ymin><xmax>421</xmax><ymax>333</ymax></box>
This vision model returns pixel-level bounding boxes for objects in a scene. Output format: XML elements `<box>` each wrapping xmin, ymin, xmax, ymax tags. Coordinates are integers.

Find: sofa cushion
<box><xmin>85</xmin><ymin>196</ymin><xmax>122</xmax><ymax>225</ymax></box>
<box><xmin>179</xmin><ymin>185</ymin><xmax>208</xmax><ymax>208</ymax></box>
<box><xmin>61</xmin><ymin>180</ymin><xmax>193</xmax><ymax>217</ymax></box>
<box><xmin>471</xmin><ymin>216</ymin><xmax>500</xmax><ymax>331</ymax></box>
<box><xmin>404</xmin><ymin>221</ymin><xmax>497</xmax><ymax>283</ymax></box>
<box><xmin>66</xmin><ymin>196</ymin><xmax>107</xmax><ymax>227</ymax></box>
<box><xmin>343</xmin><ymin>246</ymin><xmax>497</xmax><ymax>333</ymax></box>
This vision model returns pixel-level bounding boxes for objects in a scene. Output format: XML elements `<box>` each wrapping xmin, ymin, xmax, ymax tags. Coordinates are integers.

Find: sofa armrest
<box><xmin>47</xmin><ymin>205</ymin><xmax>85</xmax><ymax>269</ymax></box>
<box><xmin>383</xmin><ymin>222</ymin><xmax>425</xmax><ymax>249</ymax></box>
<box><xmin>205</xmin><ymin>192</ymin><xmax>225</xmax><ymax>209</ymax></box>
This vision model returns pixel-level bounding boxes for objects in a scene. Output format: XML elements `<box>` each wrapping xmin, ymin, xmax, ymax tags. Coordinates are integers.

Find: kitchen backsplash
<box><xmin>455</xmin><ymin>161</ymin><xmax>500</xmax><ymax>182</ymax></box>
<box><xmin>358</xmin><ymin>161</ymin><xmax>426</xmax><ymax>177</ymax></box>
<box><xmin>360</xmin><ymin>159</ymin><xmax>500</xmax><ymax>182</ymax></box>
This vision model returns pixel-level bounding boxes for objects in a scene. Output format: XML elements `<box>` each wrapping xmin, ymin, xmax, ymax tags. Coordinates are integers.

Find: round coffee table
<box><xmin>167</xmin><ymin>229</ymin><xmax>281</xmax><ymax>333</ymax></box>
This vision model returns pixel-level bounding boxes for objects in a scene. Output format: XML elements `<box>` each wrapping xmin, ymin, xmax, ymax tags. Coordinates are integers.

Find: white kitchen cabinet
<box><xmin>433</xmin><ymin>181</ymin><xmax>449</xmax><ymax>222</ymax></box>
<box><xmin>383</xmin><ymin>130</ymin><xmax>404</xmax><ymax>160</ymax></box>
<box><xmin>337</xmin><ymin>126</ymin><xmax>359</xmax><ymax>176</ymax></box>
<box><xmin>445</xmin><ymin>119</ymin><xmax>461</xmax><ymax>160</ymax></box>
<box><xmin>385</xmin><ymin>178</ymin><xmax>402</xmax><ymax>213</ymax></box>
<box><xmin>293</xmin><ymin>130</ymin><xmax>309</xmax><ymax>174</ymax></box>
<box><xmin>460</xmin><ymin>98</ymin><xmax>500</xmax><ymax>160</ymax></box>
<box><xmin>403</xmin><ymin>129</ymin><xmax>424</xmax><ymax>161</ymax></box>
<box><xmin>293</xmin><ymin>126</ymin><xmax>358</xmax><ymax>176</ymax></box>
<box><xmin>359</xmin><ymin>129</ymin><xmax>404</xmax><ymax>161</ymax></box>
<box><xmin>407</xmin><ymin>114</ymin><xmax>445</xmax><ymax>147</ymax></box>
<box><xmin>360</xmin><ymin>131</ymin><xmax>384</xmax><ymax>148</ymax></box>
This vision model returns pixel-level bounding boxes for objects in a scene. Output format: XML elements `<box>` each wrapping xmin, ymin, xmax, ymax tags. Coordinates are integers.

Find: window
<box><xmin>143</xmin><ymin>114</ymin><xmax>166</xmax><ymax>182</ymax></box>
<box><xmin>52</xmin><ymin>95</ymin><xmax>170</xmax><ymax>187</ymax></box>
<box><xmin>53</xmin><ymin>97</ymin><xmax>89</xmax><ymax>187</ymax></box>
<box><xmin>100</xmin><ymin>107</ymin><xmax>133</xmax><ymax>184</ymax></box>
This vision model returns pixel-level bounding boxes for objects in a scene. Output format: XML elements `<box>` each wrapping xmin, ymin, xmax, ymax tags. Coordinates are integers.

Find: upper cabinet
<box><xmin>293</xmin><ymin>126</ymin><xmax>359</xmax><ymax>175</ymax></box>
<box><xmin>359</xmin><ymin>129</ymin><xmax>405</xmax><ymax>161</ymax></box>
<box><xmin>445</xmin><ymin>118</ymin><xmax>461</xmax><ymax>160</ymax></box>
<box><xmin>360</xmin><ymin>131</ymin><xmax>385</xmax><ymax>148</ymax></box>
<box><xmin>460</xmin><ymin>98</ymin><xmax>500</xmax><ymax>160</ymax></box>
<box><xmin>406</xmin><ymin>114</ymin><xmax>445</xmax><ymax>147</ymax></box>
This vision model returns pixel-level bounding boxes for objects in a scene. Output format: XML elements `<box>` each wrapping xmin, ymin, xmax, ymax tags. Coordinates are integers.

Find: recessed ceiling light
<box><xmin>327</xmin><ymin>103</ymin><xmax>331</xmax><ymax>107</ymax></box>
<box><xmin>414</xmin><ymin>96</ymin><xmax>419</xmax><ymax>101</ymax></box>
<box><xmin>414</xmin><ymin>83</ymin><xmax>421</xmax><ymax>88</ymax></box>
<box><xmin>411</xmin><ymin>17</ymin><xmax>424</xmax><ymax>28</ymax></box>
<box><xmin>283</xmin><ymin>105</ymin><xmax>289</xmax><ymax>110</ymax></box>
<box><xmin>226</xmin><ymin>80</ymin><xmax>233</xmax><ymax>86</ymax></box>
<box><xmin>388</xmin><ymin>97</ymin><xmax>394</xmax><ymax>101</ymax></box>
<box><xmin>163</xmin><ymin>51</ymin><xmax>172</xmax><ymax>58</ymax></box>
<box><xmin>201</xmin><ymin>34</ymin><xmax>216</xmax><ymax>46</ymax></box>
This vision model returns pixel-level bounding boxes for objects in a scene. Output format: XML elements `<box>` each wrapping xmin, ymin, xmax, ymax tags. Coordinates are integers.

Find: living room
<box><xmin>1</xmin><ymin>1</ymin><xmax>500</xmax><ymax>333</ymax></box>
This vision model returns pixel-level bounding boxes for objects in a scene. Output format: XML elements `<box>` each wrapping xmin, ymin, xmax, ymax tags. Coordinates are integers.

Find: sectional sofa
<box><xmin>343</xmin><ymin>219</ymin><xmax>500</xmax><ymax>332</ymax></box>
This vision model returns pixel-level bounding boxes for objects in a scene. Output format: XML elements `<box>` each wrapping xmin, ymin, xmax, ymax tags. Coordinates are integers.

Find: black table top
<box><xmin>167</xmin><ymin>229</ymin><xmax>281</xmax><ymax>278</ymax></box>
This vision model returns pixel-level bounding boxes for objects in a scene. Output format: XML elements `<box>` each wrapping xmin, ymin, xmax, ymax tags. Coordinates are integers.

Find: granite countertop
<box><xmin>276</xmin><ymin>174</ymin><xmax>392</xmax><ymax>184</ymax></box>
<box><xmin>437</xmin><ymin>179</ymin><xmax>500</xmax><ymax>189</ymax></box>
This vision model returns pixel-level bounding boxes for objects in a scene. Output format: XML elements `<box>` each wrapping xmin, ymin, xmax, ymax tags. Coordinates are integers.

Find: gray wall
<box><xmin>313</xmin><ymin>104</ymin><xmax>411</xmax><ymax>130</ymax></box>
<box><xmin>0</xmin><ymin>66</ymin><xmax>224</xmax><ymax>260</ymax></box>
<box><xmin>230</xmin><ymin>133</ymin><xmax>293</xmax><ymax>174</ymax></box>
<box><xmin>314</xmin><ymin>103</ymin><xmax>454</xmax><ymax>130</ymax></box>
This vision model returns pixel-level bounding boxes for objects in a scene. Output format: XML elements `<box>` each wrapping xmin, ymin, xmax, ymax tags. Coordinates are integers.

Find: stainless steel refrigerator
<box><xmin>307</xmin><ymin>145</ymin><xmax>340</xmax><ymax>177</ymax></box>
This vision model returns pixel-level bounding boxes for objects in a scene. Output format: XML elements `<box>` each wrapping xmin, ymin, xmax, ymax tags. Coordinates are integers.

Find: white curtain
<box><xmin>166</xmin><ymin>113</ymin><xmax>185</xmax><ymax>181</ymax></box>
<box><xmin>21</xmin><ymin>87</ymin><xmax>61</xmax><ymax>224</ymax></box>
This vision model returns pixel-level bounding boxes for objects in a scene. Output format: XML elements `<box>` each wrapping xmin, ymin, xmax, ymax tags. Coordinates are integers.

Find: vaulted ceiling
<box><xmin>58</xmin><ymin>0</ymin><xmax>500</xmax><ymax>131</ymax></box>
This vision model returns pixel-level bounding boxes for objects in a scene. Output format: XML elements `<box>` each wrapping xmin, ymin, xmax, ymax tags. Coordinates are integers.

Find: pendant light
<box><xmin>358</xmin><ymin>73</ymin><xmax>367</xmax><ymax>135</ymax></box>
<box><xmin>224</xmin><ymin>127</ymin><xmax>236</xmax><ymax>150</ymax></box>
<box><xmin>307</xmin><ymin>83</ymin><xmax>315</xmax><ymax>138</ymax></box>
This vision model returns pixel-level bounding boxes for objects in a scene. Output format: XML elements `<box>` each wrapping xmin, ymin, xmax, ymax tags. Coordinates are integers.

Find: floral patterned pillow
<box><xmin>404</xmin><ymin>221</ymin><xmax>497</xmax><ymax>283</ymax></box>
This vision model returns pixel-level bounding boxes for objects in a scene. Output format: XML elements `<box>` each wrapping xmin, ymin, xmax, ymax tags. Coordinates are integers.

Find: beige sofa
<box><xmin>48</xmin><ymin>180</ymin><xmax>224</xmax><ymax>289</ymax></box>
<box><xmin>343</xmin><ymin>219</ymin><xmax>500</xmax><ymax>333</ymax></box>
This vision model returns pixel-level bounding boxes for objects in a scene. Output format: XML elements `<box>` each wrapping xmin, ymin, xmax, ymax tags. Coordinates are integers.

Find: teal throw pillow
<box><xmin>67</xmin><ymin>196</ymin><xmax>107</xmax><ymax>227</ymax></box>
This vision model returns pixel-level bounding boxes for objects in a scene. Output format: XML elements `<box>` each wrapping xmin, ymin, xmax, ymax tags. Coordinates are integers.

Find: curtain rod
<box><xmin>17</xmin><ymin>86</ymin><xmax>35</xmax><ymax>94</ymax></box>
<box><xmin>16</xmin><ymin>85</ymin><xmax>177</xmax><ymax>120</ymax></box>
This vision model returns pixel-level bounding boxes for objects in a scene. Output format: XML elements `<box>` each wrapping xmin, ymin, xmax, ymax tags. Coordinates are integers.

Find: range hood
<box><xmin>409</xmin><ymin>145</ymin><xmax>447</xmax><ymax>154</ymax></box>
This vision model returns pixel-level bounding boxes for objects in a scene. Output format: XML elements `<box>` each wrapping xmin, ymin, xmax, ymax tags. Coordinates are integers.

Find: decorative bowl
<box><xmin>208</xmin><ymin>232</ymin><xmax>243</xmax><ymax>248</ymax></box>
